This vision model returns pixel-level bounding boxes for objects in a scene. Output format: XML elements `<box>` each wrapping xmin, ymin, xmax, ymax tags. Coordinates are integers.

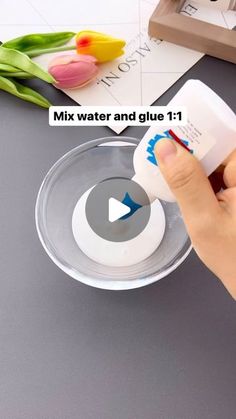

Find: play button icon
<box><xmin>108</xmin><ymin>197</ymin><xmax>131</xmax><ymax>222</ymax></box>
<box><xmin>85</xmin><ymin>177</ymin><xmax>151</xmax><ymax>242</ymax></box>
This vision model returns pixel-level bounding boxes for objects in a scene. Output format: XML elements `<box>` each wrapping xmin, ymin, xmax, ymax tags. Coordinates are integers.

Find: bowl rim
<box><xmin>35</xmin><ymin>136</ymin><xmax>192</xmax><ymax>290</ymax></box>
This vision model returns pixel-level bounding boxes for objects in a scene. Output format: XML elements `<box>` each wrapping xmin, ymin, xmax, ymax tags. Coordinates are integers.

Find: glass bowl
<box><xmin>35</xmin><ymin>136</ymin><xmax>192</xmax><ymax>290</ymax></box>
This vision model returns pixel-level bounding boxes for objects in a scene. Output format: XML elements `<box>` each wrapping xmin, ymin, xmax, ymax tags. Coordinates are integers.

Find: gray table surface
<box><xmin>0</xmin><ymin>55</ymin><xmax>236</xmax><ymax>419</ymax></box>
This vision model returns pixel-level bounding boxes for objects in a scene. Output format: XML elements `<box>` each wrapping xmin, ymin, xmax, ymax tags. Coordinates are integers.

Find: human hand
<box><xmin>155</xmin><ymin>140</ymin><xmax>236</xmax><ymax>299</ymax></box>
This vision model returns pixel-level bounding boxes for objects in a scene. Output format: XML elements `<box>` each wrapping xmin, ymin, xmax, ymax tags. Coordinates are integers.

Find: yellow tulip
<box><xmin>76</xmin><ymin>30</ymin><xmax>125</xmax><ymax>63</ymax></box>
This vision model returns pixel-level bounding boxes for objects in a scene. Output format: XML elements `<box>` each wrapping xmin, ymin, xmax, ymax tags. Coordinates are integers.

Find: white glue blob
<box><xmin>72</xmin><ymin>187</ymin><xmax>166</xmax><ymax>267</ymax></box>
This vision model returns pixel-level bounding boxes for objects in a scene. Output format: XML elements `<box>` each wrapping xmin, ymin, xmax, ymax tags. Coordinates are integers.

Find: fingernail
<box><xmin>155</xmin><ymin>140</ymin><xmax>177</xmax><ymax>165</ymax></box>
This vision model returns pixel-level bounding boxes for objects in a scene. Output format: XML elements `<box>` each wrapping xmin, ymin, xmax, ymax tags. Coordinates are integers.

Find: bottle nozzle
<box><xmin>132</xmin><ymin>174</ymin><xmax>156</xmax><ymax>204</ymax></box>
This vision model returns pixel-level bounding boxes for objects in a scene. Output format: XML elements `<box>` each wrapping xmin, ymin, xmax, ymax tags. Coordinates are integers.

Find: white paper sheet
<box><xmin>193</xmin><ymin>0</ymin><xmax>236</xmax><ymax>10</ymax></box>
<box><xmin>180</xmin><ymin>1</ymin><xmax>236</xmax><ymax>26</ymax></box>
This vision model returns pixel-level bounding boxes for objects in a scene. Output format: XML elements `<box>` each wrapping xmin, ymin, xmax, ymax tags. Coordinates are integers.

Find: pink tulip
<box><xmin>48</xmin><ymin>54</ymin><xmax>98</xmax><ymax>89</ymax></box>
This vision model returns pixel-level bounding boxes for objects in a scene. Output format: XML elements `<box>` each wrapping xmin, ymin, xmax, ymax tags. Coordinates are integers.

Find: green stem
<box><xmin>0</xmin><ymin>71</ymin><xmax>33</xmax><ymax>78</ymax></box>
<box><xmin>28</xmin><ymin>44</ymin><xmax>76</xmax><ymax>58</ymax></box>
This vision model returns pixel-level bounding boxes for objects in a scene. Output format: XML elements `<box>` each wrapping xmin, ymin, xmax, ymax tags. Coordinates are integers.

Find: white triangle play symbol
<box><xmin>108</xmin><ymin>197</ymin><xmax>131</xmax><ymax>223</ymax></box>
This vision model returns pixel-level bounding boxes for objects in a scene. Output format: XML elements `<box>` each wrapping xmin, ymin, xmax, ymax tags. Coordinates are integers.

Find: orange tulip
<box><xmin>76</xmin><ymin>31</ymin><xmax>125</xmax><ymax>63</ymax></box>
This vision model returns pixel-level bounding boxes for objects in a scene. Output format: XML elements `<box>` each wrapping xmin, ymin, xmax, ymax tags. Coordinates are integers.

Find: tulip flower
<box><xmin>48</xmin><ymin>54</ymin><xmax>98</xmax><ymax>89</ymax></box>
<box><xmin>76</xmin><ymin>31</ymin><xmax>126</xmax><ymax>63</ymax></box>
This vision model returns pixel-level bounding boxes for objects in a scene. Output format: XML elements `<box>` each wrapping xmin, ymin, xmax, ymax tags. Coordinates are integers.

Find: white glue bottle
<box><xmin>133</xmin><ymin>80</ymin><xmax>236</xmax><ymax>202</ymax></box>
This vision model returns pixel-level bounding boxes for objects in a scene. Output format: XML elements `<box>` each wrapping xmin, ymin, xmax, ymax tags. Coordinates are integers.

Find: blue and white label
<box><xmin>146</xmin><ymin>129</ymin><xmax>192</xmax><ymax>166</ymax></box>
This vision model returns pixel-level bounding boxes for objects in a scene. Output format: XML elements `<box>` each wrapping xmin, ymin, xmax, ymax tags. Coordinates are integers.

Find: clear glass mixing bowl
<box><xmin>35</xmin><ymin>136</ymin><xmax>192</xmax><ymax>290</ymax></box>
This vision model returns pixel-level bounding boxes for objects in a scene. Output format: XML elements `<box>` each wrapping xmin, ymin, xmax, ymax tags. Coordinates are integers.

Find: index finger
<box><xmin>223</xmin><ymin>149</ymin><xmax>236</xmax><ymax>188</ymax></box>
<box><xmin>223</xmin><ymin>149</ymin><xmax>236</xmax><ymax>165</ymax></box>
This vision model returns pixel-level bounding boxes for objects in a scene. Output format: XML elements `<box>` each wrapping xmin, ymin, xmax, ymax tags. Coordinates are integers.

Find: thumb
<box><xmin>155</xmin><ymin>139</ymin><xmax>220</xmax><ymax>229</ymax></box>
